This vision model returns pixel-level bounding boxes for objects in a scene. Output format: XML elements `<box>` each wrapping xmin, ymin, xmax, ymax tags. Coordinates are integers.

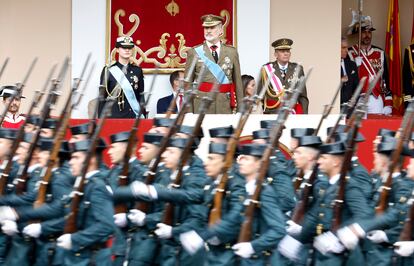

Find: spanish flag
<box><xmin>385</xmin><ymin>0</ymin><xmax>403</xmax><ymax>115</ymax></box>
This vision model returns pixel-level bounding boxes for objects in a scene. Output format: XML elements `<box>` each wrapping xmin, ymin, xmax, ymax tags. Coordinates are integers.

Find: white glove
<box><xmin>57</xmin><ymin>234</ymin><xmax>72</xmax><ymax>250</ymax></box>
<box><xmin>337</xmin><ymin>226</ymin><xmax>360</xmax><ymax>250</ymax></box>
<box><xmin>354</xmin><ymin>56</ymin><xmax>363</xmax><ymax>67</ymax></box>
<box><xmin>394</xmin><ymin>241</ymin><xmax>414</xmax><ymax>257</ymax></box>
<box><xmin>367</xmin><ymin>230</ymin><xmax>388</xmax><ymax>243</ymax></box>
<box><xmin>179</xmin><ymin>230</ymin><xmax>205</xmax><ymax>255</ymax></box>
<box><xmin>314</xmin><ymin>232</ymin><xmax>345</xmax><ymax>255</ymax></box>
<box><xmin>277</xmin><ymin>234</ymin><xmax>303</xmax><ymax>261</ymax></box>
<box><xmin>232</xmin><ymin>242</ymin><xmax>255</xmax><ymax>259</ymax></box>
<box><xmin>286</xmin><ymin>220</ymin><xmax>302</xmax><ymax>236</ymax></box>
<box><xmin>1</xmin><ymin>220</ymin><xmax>18</xmax><ymax>236</ymax></box>
<box><xmin>113</xmin><ymin>213</ymin><xmax>128</xmax><ymax>228</ymax></box>
<box><xmin>0</xmin><ymin>206</ymin><xmax>17</xmax><ymax>221</ymax></box>
<box><xmin>382</xmin><ymin>106</ymin><xmax>392</xmax><ymax>116</ymax></box>
<box><xmin>155</xmin><ymin>223</ymin><xmax>172</xmax><ymax>239</ymax></box>
<box><xmin>128</xmin><ymin>209</ymin><xmax>146</xmax><ymax>226</ymax></box>
<box><xmin>130</xmin><ymin>181</ymin><xmax>150</xmax><ymax>198</ymax></box>
<box><xmin>23</xmin><ymin>223</ymin><xmax>42</xmax><ymax>238</ymax></box>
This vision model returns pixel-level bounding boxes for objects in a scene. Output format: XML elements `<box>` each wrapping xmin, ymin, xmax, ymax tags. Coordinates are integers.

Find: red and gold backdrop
<box><xmin>107</xmin><ymin>0</ymin><xmax>236</xmax><ymax>73</ymax></box>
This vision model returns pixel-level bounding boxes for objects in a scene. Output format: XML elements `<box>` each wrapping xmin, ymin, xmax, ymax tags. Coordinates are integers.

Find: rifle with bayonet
<box><xmin>162</xmin><ymin>82</ymin><xmax>220</xmax><ymax>225</ymax></box>
<box><xmin>0</xmin><ymin>58</ymin><xmax>10</xmax><ymax>82</ymax></box>
<box><xmin>238</xmin><ymin>69</ymin><xmax>310</xmax><ymax>242</ymax></box>
<box><xmin>114</xmin><ymin>67</ymin><xmax>158</xmax><ymax>214</ymax></box>
<box><xmin>135</xmin><ymin>64</ymin><xmax>207</xmax><ymax>212</ymax></box>
<box><xmin>208</xmin><ymin>78</ymin><xmax>268</xmax><ymax>227</ymax></box>
<box><xmin>375</xmin><ymin>101</ymin><xmax>414</xmax><ymax>215</ymax></box>
<box><xmin>14</xmin><ymin>58</ymin><xmax>70</xmax><ymax>195</ymax></box>
<box><xmin>0</xmin><ymin>63</ymin><xmax>56</xmax><ymax>196</ymax></box>
<box><xmin>34</xmin><ymin>57</ymin><xmax>93</xmax><ymax>208</ymax></box>
<box><xmin>64</xmin><ymin>94</ymin><xmax>117</xmax><ymax>234</ymax></box>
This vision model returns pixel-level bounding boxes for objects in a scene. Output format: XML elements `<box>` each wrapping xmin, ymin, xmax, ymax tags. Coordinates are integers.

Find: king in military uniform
<box><xmin>260</xmin><ymin>38</ymin><xmax>309</xmax><ymax>114</ymax></box>
<box><xmin>99</xmin><ymin>36</ymin><xmax>145</xmax><ymax>118</ymax></box>
<box><xmin>184</xmin><ymin>14</ymin><xmax>243</xmax><ymax>114</ymax></box>
<box><xmin>403</xmin><ymin>42</ymin><xmax>414</xmax><ymax>109</ymax></box>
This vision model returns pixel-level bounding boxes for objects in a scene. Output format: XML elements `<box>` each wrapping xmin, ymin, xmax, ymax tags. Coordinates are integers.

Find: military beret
<box><xmin>201</xmin><ymin>14</ymin><xmax>224</xmax><ymax>27</ymax></box>
<box><xmin>297</xmin><ymin>135</ymin><xmax>322</xmax><ymax>148</ymax></box>
<box><xmin>377</xmin><ymin>128</ymin><xmax>396</xmax><ymax>138</ymax></box>
<box><xmin>110</xmin><ymin>131</ymin><xmax>130</xmax><ymax>143</ymax></box>
<box><xmin>333</xmin><ymin>132</ymin><xmax>365</xmax><ymax>143</ymax></box>
<box><xmin>143</xmin><ymin>133</ymin><xmax>164</xmax><ymax>146</ymax></box>
<box><xmin>209</xmin><ymin>142</ymin><xmax>227</xmax><ymax>155</ymax></box>
<box><xmin>240</xmin><ymin>144</ymin><xmax>267</xmax><ymax>157</ymax></box>
<box><xmin>153</xmin><ymin>117</ymin><xmax>174</xmax><ymax>128</ymax></box>
<box><xmin>0</xmin><ymin>85</ymin><xmax>25</xmax><ymax>99</ymax></box>
<box><xmin>115</xmin><ymin>36</ymin><xmax>135</xmax><ymax>49</ymax></box>
<box><xmin>319</xmin><ymin>142</ymin><xmax>346</xmax><ymax>155</ymax></box>
<box><xmin>260</xmin><ymin>120</ymin><xmax>277</xmax><ymax>129</ymax></box>
<box><xmin>26</xmin><ymin>115</ymin><xmax>41</xmax><ymax>126</ymax></box>
<box><xmin>291</xmin><ymin>128</ymin><xmax>315</xmax><ymax>139</ymax></box>
<box><xmin>70</xmin><ymin>139</ymin><xmax>107</xmax><ymax>153</ymax></box>
<box><xmin>167</xmin><ymin>138</ymin><xmax>189</xmax><ymax>149</ymax></box>
<box><xmin>253</xmin><ymin>129</ymin><xmax>271</xmax><ymax>140</ymax></box>
<box><xmin>0</xmin><ymin>128</ymin><xmax>17</xmax><ymax>140</ymax></box>
<box><xmin>209</xmin><ymin>126</ymin><xmax>234</xmax><ymax>138</ymax></box>
<box><xmin>41</xmin><ymin>118</ymin><xmax>58</xmax><ymax>129</ymax></box>
<box><xmin>272</xmin><ymin>38</ymin><xmax>293</xmax><ymax>50</ymax></box>
<box><xmin>70</xmin><ymin>123</ymin><xmax>89</xmax><ymax>136</ymax></box>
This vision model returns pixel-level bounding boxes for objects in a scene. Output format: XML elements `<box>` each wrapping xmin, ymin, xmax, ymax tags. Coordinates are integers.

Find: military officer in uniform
<box><xmin>184</xmin><ymin>14</ymin><xmax>243</xmax><ymax>114</ymax></box>
<box><xmin>260</xmin><ymin>38</ymin><xmax>309</xmax><ymax>114</ymax></box>
<box><xmin>100</xmin><ymin>36</ymin><xmax>145</xmax><ymax>118</ymax></box>
<box><xmin>179</xmin><ymin>142</ymin><xmax>245</xmax><ymax>266</ymax></box>
<box><xmin>403</xmin><ymin>42</ymin><xmax>414</xmax><ymax>109</ymax></box>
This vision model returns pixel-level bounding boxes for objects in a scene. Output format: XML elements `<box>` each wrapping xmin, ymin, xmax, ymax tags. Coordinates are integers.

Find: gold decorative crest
<box><xmin>166</xmin><ymin>0</ymin><xmax>180</xmax><ymax>16</ymax></box>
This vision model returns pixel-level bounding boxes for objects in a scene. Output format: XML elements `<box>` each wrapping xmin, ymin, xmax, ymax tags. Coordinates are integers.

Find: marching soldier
<box><xmin>260</xmin><ymin>38</ymin><xmax>309</xmax><ymax>114</ymax></box>
<box><xmin>180</xmin><ymin>142</ymin><xmax>245</xmax><ymax>266</ymax></box>
<box><xmin>24</xmin><ymin>115</ymin><xmax>40</xmax><ymax>134</ymax></box>
<box><xmin>69</xmin><ymin>123</ymin><xmax>90</xmax><ymax>143</ymax></box>
<box><xmin>403</xmin><ymin>42</ymin><xmax>414</xmax><ymax>109</ymax></box>
<box><xmin>100</xmin><ymin>36</ymin><xmax>145</xmax><ymax>118</ymax></box>
<box><xmin>184</xmin><ymin>14</ymin><xmax>243</xmax><ymax>114</ymax></box>
<box><xmin>232</xmin><ymin>144</ymin><xmax>286</xmax><ymax>265</ymax></box>
<box><xmin>40</xmin><ymin>118</ymin><xmax>57</xmax><ymax>138</ymax></box>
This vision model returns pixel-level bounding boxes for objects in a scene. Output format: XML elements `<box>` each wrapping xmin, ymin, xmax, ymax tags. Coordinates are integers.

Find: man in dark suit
<box><xmin>340</xmin><ymin>37</ymin><xmax>359</xmax><ymax>105</ymax></box>
<box><xmin>156</xmin><ymin>70</ymin><xmax>184</xmax><ymax>114</ymax></box>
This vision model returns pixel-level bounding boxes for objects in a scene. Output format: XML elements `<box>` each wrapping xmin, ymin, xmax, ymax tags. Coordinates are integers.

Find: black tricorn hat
<box><xmin>260</xmin><ymin>120</ymin><xmax>277</xmax><ymax>129</ymax></box>
<box><xmin>70</xmin><ymin>123</ymin><xmax>89</xmax><ymax>136</ymax></box>
<box><xmin>60</xmin><ymin>141</ymin><xmax>71</xmax><ymax>155</ymax></box>
<box><xmin>297</xmin><ymin>135</ymin><xmax>322</xmax><ymax>148</ymax></box>
<box><xmin>178</xmin><ymin>125</ymin><xmax>204</xmax><ymax>138</ymax></box>
<box><xmin>209</xmin><ymin>126</ymin><xmax>234</xmax><ymax>138</ymax></box>
<box><xmin>377</xmin><ymin>128</ymin><xmax>396</xmax><ymax>138</ymax></box>
<box><xmin>110</xmin><ymin>131</ymin><xmax>130</xmax><ymax>143</ymax></box>
<box><xmin>333</xmin><ymin>132</ymin><xmax>365</xmax><ymax>143</ymax></box>
<box><xmin>22</xmin><ymin>133</ymin><xmax>34</xmax><ymax>143</ymax></box>
<box><xmin>377</xmin><ymin>138</ymin><xmax>412</xmax><ymax>157</ymax></box>
<box><xmin>291</xmin><ymin>128</ymin><xmax>315</xmax><ymax>139</ymax></box>
<box><xmin>319</xmin><ymin>141</ymin><xmax>346</xmax><ymax>155</ymax></box>
<box><xmin>41</xmin><ymin>118</ymin><xmax>58</xmax><ymax>129</ymax></box>
<box><xmin>209</xmin><ymin>142</ymin><xmax>227</xmax><ymax>155</ymax></box>
<box><xmin>0</xmin><ymin>128</ymin><xmax>17</xmax><ymax>140</ymax></box>
<box><xmin>143</xmin><ymin>133</ymin><xmax>164</xmax><ymax>146</ymax></box>
<box><xmin>70</xmin><ymin>139</ymin><xmax>107</xmax><ymax>153</ymax></box>
<box><xmin>240</xmin><ymin>143</ymin><xmax>267</xmax><ymax>157</ymax></box>
<box><xmin>167</xmin><ymin>138</ymin><xmax>189</xmax><ymax>149</ymax></box>
<box><xmin>153</xmin><ymin>117</ymin><xmax>174</xmax><ymax>128</ymax></box>
<box><xmin>253</xmin><ymin>129</ymin><xmax>271</xmax><ymax>140</ymax></box>
<box><xmin>26</xmin><ymin>115</ymin><xmax>41</xmax><ymax>126</ymax></box>
<box><xmin>37</xmin><ymin>138</ymin><xmax>54</xmax><ymax>150</ymax></box>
